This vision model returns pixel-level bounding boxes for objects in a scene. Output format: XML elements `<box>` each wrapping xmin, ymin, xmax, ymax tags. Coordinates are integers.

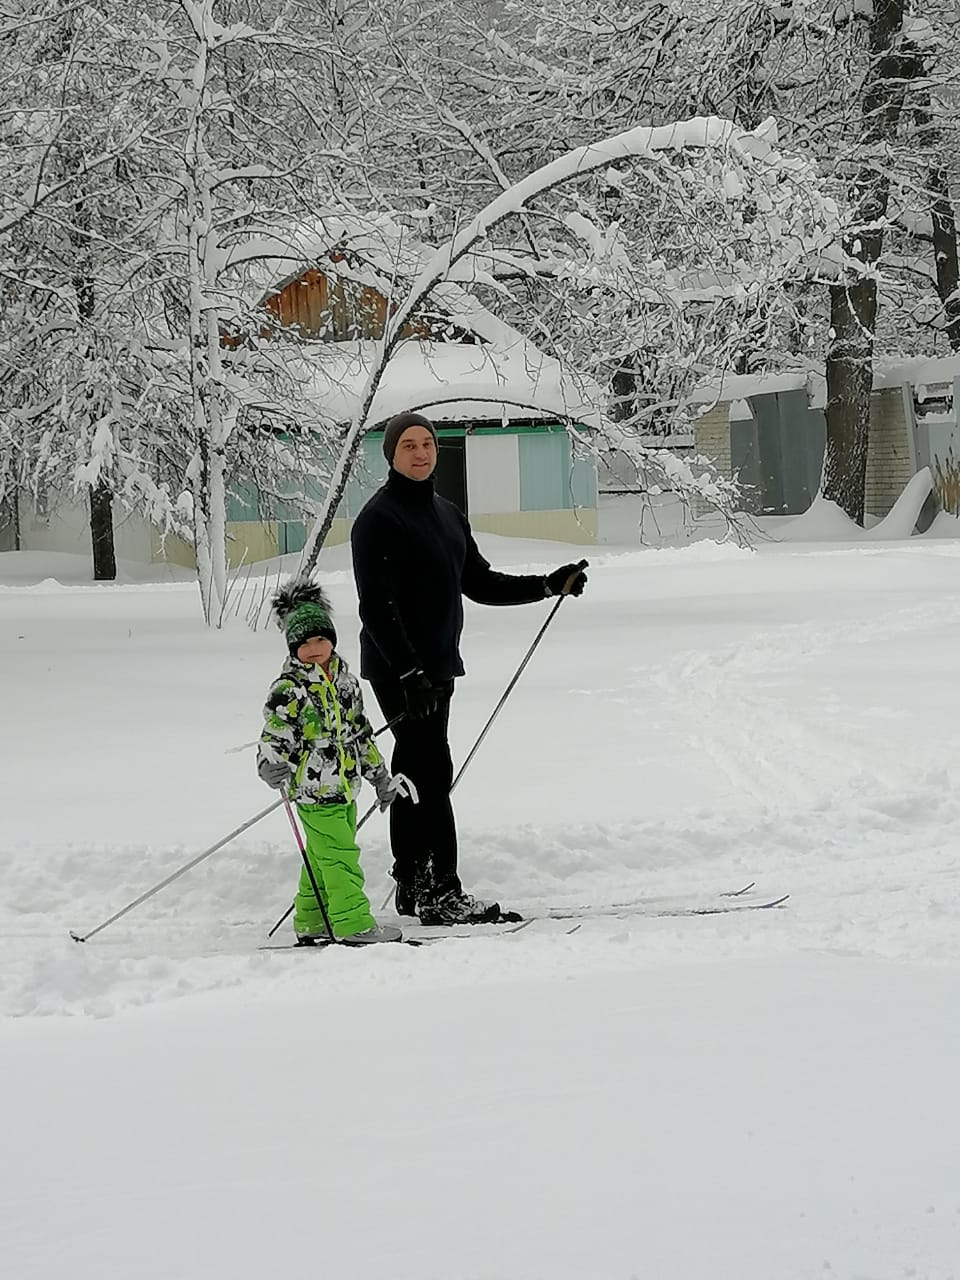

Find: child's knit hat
<box><xmin>272</xmin><ymin>578</ymin><xmax>337</xmax><ymax>654</ymax></box>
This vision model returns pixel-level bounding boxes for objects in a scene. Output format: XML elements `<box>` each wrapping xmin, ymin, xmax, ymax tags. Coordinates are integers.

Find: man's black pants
<box><xmin>369</xmin><ymin>677</ymin><xmax>461</xmax><ymax>902</ymax></box>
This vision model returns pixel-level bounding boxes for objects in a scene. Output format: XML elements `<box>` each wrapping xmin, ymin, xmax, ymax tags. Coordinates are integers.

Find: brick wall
<box><xmin>865</xmin><ymin>388</ymin><xmax>913</xmax><ymax>518</ymax></box>
<box><xmin>692</xmin><ymin>401</ymin><xmax>732</xmax><ymax>477</ymax></box>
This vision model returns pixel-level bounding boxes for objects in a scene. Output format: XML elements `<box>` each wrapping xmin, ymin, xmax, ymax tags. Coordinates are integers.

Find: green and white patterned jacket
<box><xmin>257</xmin><ymin>654</ymin><xmax>386</xmax><ymax>805</ymax></box>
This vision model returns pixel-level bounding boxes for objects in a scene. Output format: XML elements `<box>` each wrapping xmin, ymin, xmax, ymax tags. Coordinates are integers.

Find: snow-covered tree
<box><xmin>1</xmin><ymin>0</ymin><xmax>398</xmax><ymax>611</ymax></box>
<box><xmin>143</xmin><ymin>0</ymin><xmax>401</xmax><ymax>620</ymax></box>
<box><xmin>299</xmin><ymin>112</ymin><xmax>841</xmax><ymax>573</ymax></box>
<box><xmin>483</xmin><ymin>0</ymin><xmax>960</xmax><ymax>521</ymax></box>
<box><xmin>0</xmin><ymin>0</ymin><xmax>172</xmax><ymax>578</ymax></box>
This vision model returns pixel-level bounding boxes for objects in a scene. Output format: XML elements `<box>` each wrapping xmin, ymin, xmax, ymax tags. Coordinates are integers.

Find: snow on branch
<box><xmin>299</xmin><ymin>113</ymin><xmax>841</xmax><ymax>573</ymax></box>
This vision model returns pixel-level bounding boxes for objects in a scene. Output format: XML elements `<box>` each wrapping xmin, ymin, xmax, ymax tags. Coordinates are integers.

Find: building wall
<box><xmin>149</xmin><ymin>522</ymin><xmax>281</xmax><ymax>570</ymax></box>
<box><xmin>693</xmin><ymin>401</ymin><xmax>733</xmax><ymax>477</ymax></box>
<box><xmin>226</xmin><ymin>521</ymin><xmax>281</xmax><ymax>566</ymax></box>
<box><xmin>695</xmin><ymin>390</ymin><xmax>915</xmax><ymax>519</ymax></box>
<box><xmin>324</xmin><ymin>518</ymin><xmax>350</xmax><ymax>547</ymax></box>
<box><xmin>470</xmin><ymin>509</ymin><xmax>597</xmax><ymax>543</ymax></box>
<box><xmin>8</xmin><ymin>491</ymin><xmax>291</xmax><ymax>571</ymax></box>
<box><xmin>865</xmin><ymin>388</ymin><xmax>913</xmax><ymax>518</ymax></box>
<box><xmin>6</xmin><ymin>427</ymin><xmax>597</xmax><ymax>569</ymax></box>
<box><xmin>13</xmin><ymin>492</ymin><xmax>154</xmax><ymax>562</ymax></box>
<box><xmin>466</xmin><ymin>433</ymin><xmax>520</xmax><ymax>513</ymax></box>
<box><xmin>151</xmin><ymin>530</ymin><xmax>196</xmax><ymax>569</ymax></box>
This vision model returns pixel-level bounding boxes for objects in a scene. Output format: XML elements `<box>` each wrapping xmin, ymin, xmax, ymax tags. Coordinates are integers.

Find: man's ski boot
<box><xmin>393</xmin><ymin>861</ymin><xmax>432</xmax><ymax>917</ymax></box>
<box><xmin>394</xmin><ymin>883</ymin><xmax>418</xmax><ymax>917</ymax></box>
<box><xmin>418</xmin><ymin>889</ymin><xmax>521</xmax><ymax>926</ymax></box>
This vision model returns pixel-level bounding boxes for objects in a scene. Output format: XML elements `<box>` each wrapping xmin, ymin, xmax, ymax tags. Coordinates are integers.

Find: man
<box><xmin>350</xmin><ymin>409</ymin><xmax>588</xmax><ymax>925</ymax></box>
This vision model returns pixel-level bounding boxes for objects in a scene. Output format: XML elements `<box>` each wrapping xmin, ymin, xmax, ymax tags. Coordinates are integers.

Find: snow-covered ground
<box><xmin>3</xmin><ymin>533</ymin><xmax>960</xmax><ymax>1279</ymax></box>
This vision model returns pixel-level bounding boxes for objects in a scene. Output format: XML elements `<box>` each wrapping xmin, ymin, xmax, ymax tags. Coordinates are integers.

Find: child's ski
<box><xmin>259</xmin><ymin>918</ymin><xmax>532</xmax><ymax>950</ymax></box>
<box><xmin>259</xmin><ymin>938</ymin><xmax>427</xmax><ymax>950</ymax></box>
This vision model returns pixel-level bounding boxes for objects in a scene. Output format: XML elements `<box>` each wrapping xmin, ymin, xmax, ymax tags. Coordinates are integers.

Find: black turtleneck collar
<box><xmin>386</xmin><ymin>468</ymin><xmax>436</xmax><ymax>504</ymax></box>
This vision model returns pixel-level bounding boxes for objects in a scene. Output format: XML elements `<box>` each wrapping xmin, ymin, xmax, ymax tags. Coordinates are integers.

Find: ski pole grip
<box><xmin>561</xmin><ymin>559</ymin><xmax>589</xmax><ymax>596</ymax></box>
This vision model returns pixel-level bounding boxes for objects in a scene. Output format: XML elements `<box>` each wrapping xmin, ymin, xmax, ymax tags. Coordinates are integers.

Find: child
<box><xmin>257</xmin><ymin>578</ymin><xmax>403</xmax><ymax>945</ymax></box>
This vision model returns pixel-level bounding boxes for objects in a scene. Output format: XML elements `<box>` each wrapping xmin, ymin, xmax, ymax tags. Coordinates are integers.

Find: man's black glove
<box><xmin>544</xmin><ymin>561</ymin><xmax>588</xmax><ymax>598</ymax></box>
<box><xmin>401</xmin><ymin>669</ymin><xmax>440</xmax><ymax>719</ymax></box>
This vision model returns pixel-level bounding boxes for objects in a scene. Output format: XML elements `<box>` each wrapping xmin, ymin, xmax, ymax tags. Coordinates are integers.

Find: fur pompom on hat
<box><xmin>272</xmin><ymin>578</ymin><xmax>337</xmax><ymax>654</ymax></box>
<box><xmin>381</xmin><ymin>410</ymin><xmax>438</xmax><ymax>463</ymax></box>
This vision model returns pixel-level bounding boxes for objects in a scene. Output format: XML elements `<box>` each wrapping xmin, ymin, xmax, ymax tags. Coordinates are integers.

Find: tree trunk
<box><xmin>610</xmin><ymin>361</ymin><xmax>637</xmax><ymax>424</ymax></box>
<box><xmin>71</xmin><ymin>162</ymin><xmax>118</xmax><ymax>579</ymax></box>
<box><xmin>0</xmin><ymin>490</ymin><xmax>20</xmax><ymax>551</ymax></box>
<box><xmin>822</xmin><ymin>0</ymin><xmax>907</xmax><ymax>523</ymax></box>
<box><xmin>822</xmin><ymin>280</ymin><xmax>876</xmax><ymax>524</ymax></box>
<box><xmin>930</xmin><ymin>166</ymin><xmax>960</xmax><ymax>352</ymax></box>
<box><xmin>89</xmin><ymin>477</ymin><xmax>117</xmax><ymax>580</ymax></box>
<box><xmin>182</xmin><ymin>19</ymin><xmax>231</xmax><ymax>626</ymax></box>
<box><xmin>903</xmin><ymin>37</ymin><xmax>960</xmax><ymax>356</ymax></box>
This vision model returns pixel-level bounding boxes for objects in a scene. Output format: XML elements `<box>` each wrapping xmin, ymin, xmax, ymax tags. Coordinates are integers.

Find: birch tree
<box><xmin>140</xmin><ymin>0</ymin><xmax>404</xmax><ymax>621</ymax></box>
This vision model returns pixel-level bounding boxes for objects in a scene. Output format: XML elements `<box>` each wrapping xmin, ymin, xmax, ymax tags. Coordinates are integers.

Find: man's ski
<box><xmin>544</xmin><ymin>892</ymin><xmax>789</xmax><ymax>923</ymax></box>
<box><xmin>258</xmin><ymin>897</ymin><xmax>788</xmax><ymax>950</ymax></box>
<box><xmin>398</xmin><ymin>917</ymin><xmax>533</xmax><ymax>942</ymax></box>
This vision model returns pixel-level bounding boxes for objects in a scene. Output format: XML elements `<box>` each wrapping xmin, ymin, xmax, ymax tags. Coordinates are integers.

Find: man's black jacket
<box><xmin>350</xmin><ymin>469</ymin><xmax>547</xmax><ymax>684</ymax></box>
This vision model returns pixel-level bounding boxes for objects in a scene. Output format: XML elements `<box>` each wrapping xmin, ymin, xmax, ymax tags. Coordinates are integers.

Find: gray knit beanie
<box><xmin>381</xmin><ymin>411</ymin><xmax>438</xmax><ymax>464</ymax></box>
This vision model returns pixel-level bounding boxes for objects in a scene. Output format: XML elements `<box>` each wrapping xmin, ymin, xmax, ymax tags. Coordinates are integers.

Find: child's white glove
<box><xmin>372</xmin><ymin>771</ymin><xmax>419</xmax><ymax>812</ymax></box>
<box><xmin>258</xmin><ymin>758</ymin><xmax>291</xmax><ymax>790</ymax></box>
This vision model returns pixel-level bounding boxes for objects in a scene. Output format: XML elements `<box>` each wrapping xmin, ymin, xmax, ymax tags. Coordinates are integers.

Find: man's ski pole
<box><xmin>70</xmin><ymin>797</ymin><xmax>285</xmax><ymax>943</ymax></box>
<box><xmin>282</xmin><ymin>799</ymin><xmax>337</xmax><ymax>944</ymax></box>
<box><xmin>451</xmin><ymin>560</ymin><xmax>588</xmax><ymax>791</ymax></box>
<box><xmin>376</xmin><ymin>559</ymin><xmax>588</xmax><ymax>911</ymax></box>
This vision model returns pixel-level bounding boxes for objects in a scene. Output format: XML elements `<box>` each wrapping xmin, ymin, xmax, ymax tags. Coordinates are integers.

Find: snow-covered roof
<box><xmin>287</xmin><ymin>339</ymin><xmax>604</xmax><ymax>431</ymax></box>
<box><xmin>688</xmin><ymin>366</ymin><xmax>824</xmax><ymax>409</ymax></box>
<box><xmin>691</xmin><ymin>353</ymin><xmax>960</xmax><ymax>413</ymax></box>
<box><xmin>224</xmin><ymin>213</ymin><xmax>428</xmax><ymax>302</ymax></box>
<box><xmin>871</xmin><ymin>352</ymin><xmax>960</xmax><ymax>391</ymax></box>
<box><xmin>225</xmin><ymin>214</ymin><xmax>605</xmax><ymax>430</ymax></box>
<box><xmin>225</xmin><ymin>212</ymin><xmax>604</xmax><ymax>427</ymax></box>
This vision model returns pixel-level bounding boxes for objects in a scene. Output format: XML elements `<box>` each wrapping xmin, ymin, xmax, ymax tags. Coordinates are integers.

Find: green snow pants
<box><xmin>293</xmin><ymin>802</ymin><xmax>376</xmax><ymax>939</ymax></box>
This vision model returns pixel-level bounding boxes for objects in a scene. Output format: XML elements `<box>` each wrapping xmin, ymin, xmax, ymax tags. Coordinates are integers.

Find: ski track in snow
<box><xmin>2</xmin><ymin>539</ymin><xmax>960</xmax><ymax>1019</ymax></box>
<box><xmin>3</xmin><ymin>769</ymin><xmax>960</xmax><ymax>1018</ymax></box>
<box><xmin>636</xmin><ymin>589</ymin><xmax>960</xmax><ymax>803</ymax></box>
<box><xmin>6</xmin><ymin>540</ymin><xmax>960</xmax><ymax>1280</ymax></box>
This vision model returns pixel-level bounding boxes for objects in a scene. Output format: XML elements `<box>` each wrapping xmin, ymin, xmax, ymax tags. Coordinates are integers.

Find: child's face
<box><xmin>296</xmin><ymin>636</ymin><xmax>333</xmax><ymax>666</ymax></box>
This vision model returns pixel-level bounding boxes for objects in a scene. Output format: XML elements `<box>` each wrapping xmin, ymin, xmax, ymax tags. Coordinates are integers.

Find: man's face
<box><xmin>392</xmin><ymin>426</ymin><xmax>437</xmax><ymax>481</ymax></box>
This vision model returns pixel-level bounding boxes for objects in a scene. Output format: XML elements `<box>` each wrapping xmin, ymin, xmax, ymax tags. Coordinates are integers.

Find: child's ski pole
<box><xmin>265</xmin><ymin>802</ymin><xmax>379</xmax><ymax>940</ymax></box>
<box><xmin>267</xmin><ymin>775</ymin><xmax>418</xmax><ymax>938</ymax></box>
<box><xmin>282</xmin><ymin>799</ymin><xmax>337</xmax><ymax>944</ymax></box>
<box><xmin>265</xmin><ymin>715</ymin><xmax>408</xmax><ymax>938</ymax></box>
<box><xmin>70</xmin><ymin>797</ymin><xmax>285</xmax><ymax>943</ymax></box>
